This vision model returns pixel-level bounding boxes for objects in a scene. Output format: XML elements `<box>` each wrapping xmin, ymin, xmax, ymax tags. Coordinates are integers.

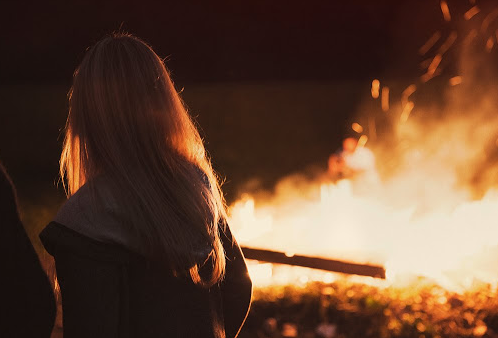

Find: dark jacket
<box><xmin>39</xmin><ymin>183</ymin><xmax>252</xmax><ymax>338</ymax></box>
<box><xmin>0</xmin><ymin>164</ymin><xmax>56</xmax><ymax>338</ymax></box>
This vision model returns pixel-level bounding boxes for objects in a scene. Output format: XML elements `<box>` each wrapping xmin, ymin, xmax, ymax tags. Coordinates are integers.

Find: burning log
<box><xmin>240</xmin><ymin>246</ymin><xmax>386</xmax><ymax>279</ymax></box>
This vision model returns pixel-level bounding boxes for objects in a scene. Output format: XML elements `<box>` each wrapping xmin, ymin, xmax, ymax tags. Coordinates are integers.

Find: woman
<box><xmin>40</xmin><ymin>33</ymin><xmax>252</xmax><ymax>338</ymax></box>
<box><xmin>0</xmin><ymin>163</ymin><xmax>55</xmax><ymax>337</ymax></box>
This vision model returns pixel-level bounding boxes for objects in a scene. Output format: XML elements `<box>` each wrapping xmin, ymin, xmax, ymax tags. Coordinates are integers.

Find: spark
<box><xmin>473</xmin><ymin>325</ymin><xmax>488</xmax><ymax>336</ymax></box>
<box><xmin>438</xmin><ymin>31</ymin><xmax>457</xmax><ymax>55</ymax></box>
<box><xmin>420</xmin><ymin>58</ymin><xmax>433</xmax><ymax>69</ymax></box>
<box><xmin>440</xmin><ymin>1</ymin><xmax>451</xmax><ymax>22</ymax></box>
<box><xmin>400</xmin><ymin>102</ymin><xmax>415</xmax><ymax>123</ymax></box>
<box><xmin>486</xmin><ymin>37</ymin><xmax>495</xmax><ymax>52</ymax></box>
<box><xmin>357</xmin><ymin>135</ymin><xmax>368</xmax><ymax>148</ymax></box>
<box><xmin>352</xmin><ymin>123</ymin><xmax>364</xmax><ymax>134</ymax></box>
<box><xmin>401</xmin><ymin>84</ymin><xmax>417</xmax><ymax>106</ymax></box>
<box><xmin>421</xmin><ymin>69</ymin><xmax>441</xmax><ymax>83</ymax></box>
<box><xmin>464</xmin><ymin>6</ymin><xmax>480</xmax><ymax>20</ymax></box>
<box><xmin>464</xmin><ymin>29</ymin><xmax>478</xmax><ymax>45</ymax></box>
<box><xmin>481</xmin><ymin>9</ymin><xmax>498</xmax><ymax>33</ymax></box>
<box><xmin>368</xmin><ymin>116</ymin><xmax>377</xmax><ymax>141</ymax></box>
<box><xmin>421</xmin><ymin>54</ymin><xmax>442</xmax><ymax>82</ymax></box>
<box><xmin>449</xmin><ymin>76</ymin><xmax>462</xmax><ymax>86</ymax></box>
<box><xmin>381</xmin><ymin>87</ymin><xmax>390</xmax><ymax>112</ymax></box>
<box><xmin>419</xmin><ymin>31</ymin><xmax>442</xmax><ymax>56</ymax></box>
<box><xmin>371</xmin><ymin>79</ymin><xmax>380</xmax><ymax>99</ymax></box>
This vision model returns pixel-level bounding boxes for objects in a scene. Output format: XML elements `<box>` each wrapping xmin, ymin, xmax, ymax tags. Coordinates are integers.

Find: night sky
<box><xmin>2</xmin><ymin>0</ymin><xmax>447</xmax><ymax>85</ymax></box>
<box><xmin>2</xmin><ymin>0</ymin><xmax>498</xmax><ymax>201</ymax></box>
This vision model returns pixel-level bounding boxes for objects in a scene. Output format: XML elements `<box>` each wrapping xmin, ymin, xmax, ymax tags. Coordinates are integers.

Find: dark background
<box><xmin>1</xmin><ymin>0</ymin><xmax>497</xmax><ymax>243</ymax></box>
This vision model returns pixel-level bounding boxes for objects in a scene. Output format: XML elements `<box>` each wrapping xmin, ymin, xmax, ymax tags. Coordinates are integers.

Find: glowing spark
<box><xmin>352</xmin><ymin>123</ymin><xmax>364</xmax><ymax>134</ymax></box>
<box><xmin>440</xmin><ymin>1</ymin><xmax>451</xmax><ymax>21</ymax></box>
<box><xmin>381</xmin><ymin>87</ymin><xmax>390</xmax><ymax>112</ymax></box>
<box><xmin>438</xmin><ymin>31</ymin><xmax>457</xmax><ymax>55</ymax></box>
<box><xmin>371</xmin><ymin>79</ymin><xmax>380</xmax><ymax>99</ymax></box>
<box><xmin>481</xmin><ymin>9</ymin><xmax>498</xmax><ymax>33</ymax></box>
<box><xmin>357</xmin><ymin>135</ymin><xmax>368</xmax><ymax>148</ymax></box>
<box><xmin>401</xmin><ymin>84</ymin><xmax>417</xmax><ymax>106</ymax></box>
<box><xmin>419</xmin><ymin>31</ymin><xmax>442</xmax><ymax>56</ymax></box>
<box><xmin>400</xmin><ymin>102</ymin><xmax>414</xmax><ymax>123</ymax></box>
<box><xmin>420</xmin><ymin>58</ymin><xmax>432</xmax><ymax>69</ymax></box>
<box><xmin>421</xmin><ymin>71</ymin><xmax>439</xmax><ymax>83</ymax></box>
<box><xmin>368</xmin><ymin>116</ymin><xmax>377</xmax><ymax>141</ymax></box>
<box><xmin>473</xmin><ymin>325</ymin><xmax>488</xmax><ymax>337</ymax></box>
<box><xmin>449</xmin><ymin>76</ymin><xmax>462</xmax><ymax>86</ymax></box>
<box><xmin>464</xmin><ymin>6</ymin><xmax>480</xmax><ymax>20</ymax></box>
<box><xmin>421</xmin><ymin>54</ymin><xmax>442</xmax><ymax>82</ymax></box>
<box><xmin>486</xmin><ymin>36</ymin><xmax>495</xmax><ymax>52</ymax></box>
<box><xmin>464</xmin><ymin>29</ymin><xmax>478</xmax><ymax>45</ymax></box>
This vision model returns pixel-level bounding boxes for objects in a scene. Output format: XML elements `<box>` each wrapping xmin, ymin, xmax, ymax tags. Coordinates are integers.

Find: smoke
<box><xmin>228</xmin><ymin>3</ymin><xmax>498</xmax><ymax>290</ymax></box>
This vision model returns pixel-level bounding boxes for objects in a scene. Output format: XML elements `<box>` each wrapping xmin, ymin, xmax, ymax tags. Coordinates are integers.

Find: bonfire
<box><xmin>231</xmin><ymin>1</ymin><xmax>498</xmax><ymax>337</ymax></box>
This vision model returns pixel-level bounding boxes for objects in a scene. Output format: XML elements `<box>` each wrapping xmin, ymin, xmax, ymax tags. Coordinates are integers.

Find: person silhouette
<box><xmin>40</xmin><ymin>33</ymin><xmax>252</xmax><ymax>338</ymax></box>
<box><xmin>0</xmin><ymin>163</ymin><xmax>55</xmax><ymax>337</ymax></box>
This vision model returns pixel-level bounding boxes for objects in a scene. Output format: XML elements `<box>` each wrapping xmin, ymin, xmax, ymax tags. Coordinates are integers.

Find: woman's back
<box><xmin>41</xmin><ymin>33</ymin><xmax>252</xmax><ymax>337</ymax></box>
<box><xmin>41</xmin><ymin>220</ymin><xmax>251</xmax><ymax>338</ymax></box>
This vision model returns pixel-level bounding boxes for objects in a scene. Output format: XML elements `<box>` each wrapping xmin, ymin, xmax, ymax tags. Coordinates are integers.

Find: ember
<box><xmin>440</xmin><ymin>1</ymin><xmax>452</xmax><ymax>22</ymax></box>
<box><xmin>239</xmin><ymin>280</ymin><xmax>498</xmax><ymax>338</ymax></box>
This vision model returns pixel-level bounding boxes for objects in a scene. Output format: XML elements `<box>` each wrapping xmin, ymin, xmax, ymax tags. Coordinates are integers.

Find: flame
<box><xmin>229</xmin><ymin>97</ymin><xmax>498</xmax><ymax>292</ymax></box>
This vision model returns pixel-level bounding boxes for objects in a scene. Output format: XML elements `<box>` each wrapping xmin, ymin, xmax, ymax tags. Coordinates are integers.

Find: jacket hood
<box><xmin>54</xmin><ymin>179</ymin><xmax>142</xmax><ymax>253</ymax></box>
<box><xmin>54</xmin><ymin>178</ymin><xmax>213</xmax><ymax>265</ymax></box>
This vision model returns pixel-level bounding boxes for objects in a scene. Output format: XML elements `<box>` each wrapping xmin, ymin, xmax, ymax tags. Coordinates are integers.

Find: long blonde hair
<box><xmin>60</xmin><ymin>33</ymin><xmax>227</xmax><ymax>287</ymax></box>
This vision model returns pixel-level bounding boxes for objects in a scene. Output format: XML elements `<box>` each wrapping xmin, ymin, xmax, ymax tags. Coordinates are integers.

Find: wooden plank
<box><xmin>241</xmin><ymin>246</ymin><xmax>386</xmax><ymax>279</ymax></box>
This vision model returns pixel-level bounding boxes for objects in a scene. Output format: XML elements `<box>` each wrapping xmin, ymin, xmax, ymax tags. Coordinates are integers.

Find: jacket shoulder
<box><xmin>40</xmin><ymin>221</ymin><xmax>139</xmax><ymax>264</ymax></box>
